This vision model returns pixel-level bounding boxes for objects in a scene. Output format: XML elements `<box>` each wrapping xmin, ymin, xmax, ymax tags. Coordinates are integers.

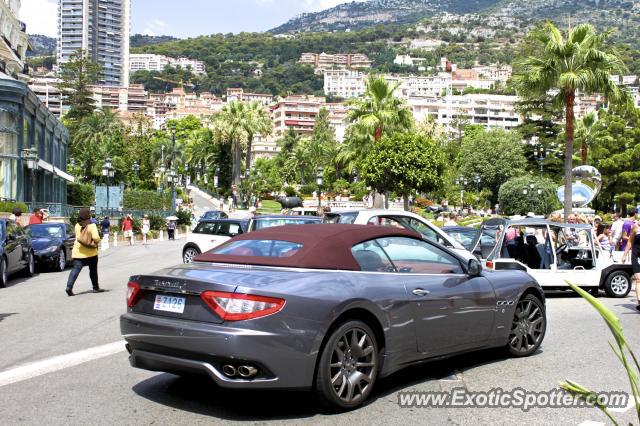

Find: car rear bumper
<box><xmin>120</xmin><ymin>312</ymin><xmax>316</xmax><ymax>389</ymax></box>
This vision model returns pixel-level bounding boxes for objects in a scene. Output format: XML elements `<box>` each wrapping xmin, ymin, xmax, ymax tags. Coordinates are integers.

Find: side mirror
<box><xmin>468</xmin><ymin>258</ymin><xmax>482</xmax><ymax>277</ymax></box>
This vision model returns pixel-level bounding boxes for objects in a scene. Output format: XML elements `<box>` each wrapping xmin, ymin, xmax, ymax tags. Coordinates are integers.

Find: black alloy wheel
<box><xmin>507</xmin><ymin>294</ymin><xmax>546</xmax><ymax>357</ymax></box>
<box><xmin>316</xmin><ymin>320</ymin><xmax>378</xmax><ymax>410</ymax></box>
<box><xmin>24</xmin><ymin>252</ymin><xmax>35</xmax><ymax>277</ymax></box>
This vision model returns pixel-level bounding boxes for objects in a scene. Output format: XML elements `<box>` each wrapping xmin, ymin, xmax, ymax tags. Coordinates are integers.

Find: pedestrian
<box><xmin>9</xmin><ymin>207</ymin><xmax>23</xmax><ymax>226</ymax></box>
<box><xmin>65</xmin><ymin>208</ymin><xmax>104</xmax><ymax>296</ymax></box>
<box><xmin>167</xmin><ymin>220</ymin><xmax>176</xmax><ymax>240</ymax></box>
<box><xmin>100</xmin><ymin>216</ymin><xmax>111</xmax><ymax>239</ymax></box>
<box><xmin>622</xmin><ymin>221</ymin><xmax>640</xmax><ymax>311</ymax></box>
<box><xmin>596</xmin><ymin>223</ymin><xmax>612</xmax><ymax>253</ymax></box>
<box><xmin>141</xmin><ymin>215</ymin><xmax>150</xmax><ymax>245</ymax></box>
<box><xmin>122</xmin><ymin>214</ymin><xmax>135</xmax><ymax>246</ymax></box>
<box><xmin>444</xmin><ymin>212</ymin><xmax>458</xmax><ymax>227</ymax></box>
<box><xmin>611</xmin><ymin>213</ymin><xmax>624</xmax><ymax>250</ymax></box>
<box><xmin>620</xmin><ymin>208</ymin><xmax>638</xmax><ymax>252</ymax></box>
<box><xmin>29</xmin><ymin>207</ymin><xmax>44</xmax><ymax>225</ymax></box>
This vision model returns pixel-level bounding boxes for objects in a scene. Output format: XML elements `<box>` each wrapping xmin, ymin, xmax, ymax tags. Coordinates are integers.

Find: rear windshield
<box><xmin>213</xmin><ymin>240</ymin><xmax>303</xmax><ymax>257</ymax></box>
<box><xmin>323</xmin><ymin>212</ymin><xmax>358</xmax><ymax>224</ymax></box>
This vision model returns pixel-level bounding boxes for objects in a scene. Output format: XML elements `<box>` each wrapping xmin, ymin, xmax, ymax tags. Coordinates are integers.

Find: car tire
<box><xmin>507</xmin><ymin>294</ymin><xmax>546</xmax><ymax>358</ymax></box>
<box><xmin>0</xmin><ymin>256</ymin><xmax>6</xmax><ymax>288</ymax></box>
<box><xmin>604</xmin><ymin>271</ymin><xmax>631</xmax><ymax>298</ymax></box>
<box><xmin>587</xmin><ymin>287</ymin><xmax>600</xmax><ymax>297</ymax></box>
<box><xmin>183</xmin><ymin>246</ymin><xmax>201</xmax><ymax>264</ymax></box>
<box><xmin>57</xmin><ymin>249</ymin><xmax>67</xmax><ymax>272</ymax></box>
<box><xmin>315</xmin><ymin>320</ymin><xmax>378</xmax><ymax>411</ymax></box>
<box><xmin>23</xmin><ymin>251</ymin><xmax>35</xmax><ymax>277</ymax></box>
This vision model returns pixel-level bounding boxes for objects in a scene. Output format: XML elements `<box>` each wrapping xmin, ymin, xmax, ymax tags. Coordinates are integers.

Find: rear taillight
<box><xmin>127</xmin><ymin>282</ymin><xmax>142</xmax><ymax>308</ymax></box>
<box><xmin>200</xmin><ymin>291</ymin><xmax>285</xmax><ymax>321</ymax></box>
<box><xmin>486</xmin><ymin>261</ymin><xmax>494</xmax><ymax>270</ymax></box>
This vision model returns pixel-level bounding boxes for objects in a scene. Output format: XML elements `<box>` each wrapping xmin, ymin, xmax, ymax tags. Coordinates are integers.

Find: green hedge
<box><xmin>124</xmin><ymin>189</ymin><xmax>171</xmax><ymax>210</ymax></box>
<box><xmin>0</xmin><ymin>201</ymin><xmax>28</xmax><ymax>214</ymax></box>
<box><xmin>67</xmin><ymin>183</ymin><xmax>95</xmax><ymax>206</ymax></box>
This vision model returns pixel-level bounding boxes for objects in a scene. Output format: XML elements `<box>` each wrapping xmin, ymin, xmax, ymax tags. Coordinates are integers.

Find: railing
<box><xmin>302</xmin><ymin>200</ymin><xmax>405</xmax><ymax>210</ymax></box>
<box><xmin>95</xmin><ymin>208</ymin><xmax>172</xmax><ymax>218</ymax></box>
<box><xmin>26</xmin><ymin>203</ymin><xmax>75</xmax><ymax>218</ymax></box>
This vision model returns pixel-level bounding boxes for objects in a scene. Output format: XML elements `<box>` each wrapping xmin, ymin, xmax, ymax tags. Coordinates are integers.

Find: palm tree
<box><xmin>347</xmin><ymin>75</ymin><xmax>413</xmax><ymax>143</ymax></box>
<box><xmin>243</xmin><ymin>102</ymin><xmax>273</xmax><ymax>174</ymax></box>
<box><xmin>348</xmin><ymin>76</ymin><xmax>414</xmax><ymax>208</ymax></box>
<box><xmin>576</xmin><ymin>111</ymin><xmax>597</xmax><ymax>165</ymax></box>
<box><xmin>215</xmin><ymin>101</ymin><xmax>248</xmax><ymax>185</ymax></box>
<box><xmin>513</xmin><ymin>22</ymin><xmax>628</xmax><ymax>220</ymax></box>
<box><xmin>72</xmin><ymin>109</ymin><xmax>123</xmax><ymax>180</ymax></box>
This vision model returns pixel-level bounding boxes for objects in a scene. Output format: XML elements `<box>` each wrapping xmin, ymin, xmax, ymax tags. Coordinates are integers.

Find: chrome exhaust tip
<box><xmin>237</xmin><ymin>365</ymin><xmax>258</xmax><ymax>378</ymax></box>
<box><xmin>222</xmin><ymin>365</ymin><xmax>237</xmax><ymax>377</ymax></box>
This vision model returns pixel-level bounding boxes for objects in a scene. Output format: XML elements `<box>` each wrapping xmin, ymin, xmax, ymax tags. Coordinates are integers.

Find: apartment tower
<box><xmin>57</xmin><ymin>0</ymin><xmax>130</xmax><ymax>86</ymax></box>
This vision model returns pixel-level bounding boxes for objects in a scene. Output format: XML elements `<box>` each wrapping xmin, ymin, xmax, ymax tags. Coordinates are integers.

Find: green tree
<box><xmin>347</xmin><ymin>75</ymin><xmax>413</xmax><ymax>143</ymax></box>
<box><xmin>513</xmin><ymin>22</ymin><xmax>629</xmax><ymax>221</ymax></box>
<box><xmin>242</xmin><ymin>102</ymin><xmax>273</xmax><ymax>173</ymax></box>
<box><xmin>458</xmin><ymin>128</ymin><xmax>527</xmax><ymax>203</ymax></box>
<box><xmin>214</xmin><ymin>101</ymin><xmax>248</xmax><ymax>185</ymax></box>
<box><xmin>575</xmin><ymin>112</ymin><xmax>597</xmax><ymax>166</ymax></box>
<box><xmin>57</xmin><ymin>50</ymin><xmax>102</xmax><ymax>123</ymax></box>
<box><xmin>498</xmin><ymin>176</ymin><xmax>561</xmax><ymax>216</ymax></box>
<box><xmin>359</xmin><ymin>133</ymin><xmax>446</xmax><ymax>211</ymax></box>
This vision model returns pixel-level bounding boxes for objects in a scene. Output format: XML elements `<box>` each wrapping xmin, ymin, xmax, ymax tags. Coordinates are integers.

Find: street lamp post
<box><xmin>455</xmin><ymin>176</ymin><xmax>468</xmax><ymax>209</ymax></box>
<box><xmin>102</xmin><ymin>157</ymin><xmax>115</xmax><ymax>214</ymax></box>
<box><xmin>474</xmin><ymin>174</ymin><xmax>481</xmax><ymax>210</ymax></box>
<box><xmin>533</xmin><ymin>143</ymin><xmax>547</xmax><ymax>180</ymax></box>
<box><xmin>21</xmin><ymin>147</ymin><xmax>39</xmax><ymax>203</ymax></box>
<box><xmin>316</xmin><ymin>166</ymin><xmax>324</xmax><ymax>211</ymax></box>
<box><xmin>132</xmin><ymin>161</ymin><xmax>140</xmax><ymax>189</ymax></box>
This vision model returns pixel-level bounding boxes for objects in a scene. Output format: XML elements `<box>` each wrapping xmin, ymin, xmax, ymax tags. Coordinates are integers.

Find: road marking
<box><xmin>0</xmin><ymin>341</ymin><xmax>125</xmax><ymax>388</ymax></box>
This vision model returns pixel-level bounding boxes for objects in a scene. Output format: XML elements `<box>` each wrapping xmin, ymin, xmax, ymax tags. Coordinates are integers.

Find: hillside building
<box><xmin>129</xmin><ymin>53</ymin><xmax>206</xmax><ymax>75</ymax></box>
<box><xmin>226</xmin><ymin>88</ymin><xmax>273</xmax><ymax>106</ymax></box>
<box><xmin>270</xmin><ymin>95</ymin><xmax>348</xmax><ymax>142</ymax></box>
<box><xmin>299</xmin><ymin>52</ymin><xmax>372</xmax><ymax>71</ymax></box>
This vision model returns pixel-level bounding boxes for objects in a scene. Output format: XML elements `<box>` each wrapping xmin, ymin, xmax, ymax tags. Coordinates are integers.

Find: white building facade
<box><xmin>57</xmin><ymin>0</ymin><xmax>131</xmax><ymax>87</ymax></box>
<box><xmin>129</xmin><ymin>53</ymin><xmax>206</xmax><ymax>75</ymax></box>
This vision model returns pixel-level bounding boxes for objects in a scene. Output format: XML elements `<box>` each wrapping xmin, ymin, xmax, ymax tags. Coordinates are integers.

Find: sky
<box><xmin>21</xmin><ymin>0</ymin><xmax>364</xmax><ymax>38</ymax></box>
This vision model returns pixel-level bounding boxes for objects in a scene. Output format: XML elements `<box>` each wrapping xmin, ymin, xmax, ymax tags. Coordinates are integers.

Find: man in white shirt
<box><xmin>611</xmin><ymin>213</ymin><xmax>624</xmax><ymax>250</ymax></box>
<box><xmin>444</xmin><ymin>212</ymin><xmax>459</xmax><ymax>227</ymax></box>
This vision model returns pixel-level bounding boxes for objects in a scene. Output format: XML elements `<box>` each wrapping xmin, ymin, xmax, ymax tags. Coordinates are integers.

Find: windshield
<box><xmin>323</xmin><ymin>212</ymin><xmax>358</xmax><ymax>224</ymax></box>
<box><xmin>445</xmin><ymin>228</ymin><xmax>479</xmax><ymax>251</ymax></box>
<box><xmin>214</xmin><ymin>240</ymin><xmax>303</xmax><ymax>257</ymax></box>
<box><xmin>251</xmin><ymin>218</ymin><xmax>317</xmax><ymax>231</ymax></box>
<box><xmin>27</xmin><ymin>225</ymin><xmax>64</xmax><ymax>238</ymax></box>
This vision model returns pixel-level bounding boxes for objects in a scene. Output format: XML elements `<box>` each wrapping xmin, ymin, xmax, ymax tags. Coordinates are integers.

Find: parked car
<box><xmin>247</xmin><ymin>214</ymin><xmax>321</xmax><ymax>232</ymax></box>
<box><xmin>443</xmin><ymin>226</ymin><xmax>480</xmax><ymax>251</ymax></box>
<box><xmin>182</xmin><ymin>219</ymin><xmax>248</xmax><ymax>263</ymax></box>
<box><xmin>122</xmin><ymin>224</ymin><xmax>546</xmax><ymax>410</ymax></box>
<box><xmin>323</xmin><ymin>209</ymin><xmax>472</xmax><ymax>259</ymax></box>
<box><xmin>25</xmin><ymin>223</ymin><xmax>75</xmax><ymax>272</ymax></box>
<box><xmin>198</xmin><ymin>210</ymin><xmax>228</xmax><ymax>221</ymax></box>
<box><xmin>0</xmin><ymin>219</ymin><xmax>35</xmax><ymax>287</ymax></box>
<box><xmin>474</xmin><ymin>217</ymin><xmax>633</xmax><ymax>298</ymax></box>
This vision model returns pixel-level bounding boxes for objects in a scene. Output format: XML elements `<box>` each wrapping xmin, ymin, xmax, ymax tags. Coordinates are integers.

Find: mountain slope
<box><xmin>27</xmin><ymin>34</ymin><xmax>56</xmax><ymax>57</ymax></box>
<box><xmin>271</xmin><ymin>0</ymin><xmax>640</xmax><ymax>34</ymax></box>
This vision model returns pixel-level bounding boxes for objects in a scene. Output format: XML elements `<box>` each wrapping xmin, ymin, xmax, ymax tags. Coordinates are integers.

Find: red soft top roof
<box><xmin>194</xmin><ymin>224</ymin><xmax>421</xmax><ymax>271</ymax></box>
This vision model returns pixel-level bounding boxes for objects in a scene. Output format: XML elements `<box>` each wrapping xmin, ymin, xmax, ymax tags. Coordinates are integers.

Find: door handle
<box><xmin>412</xmin><ymin>289</ymin><xmax>430</xmax><ymax>297</ymax></box>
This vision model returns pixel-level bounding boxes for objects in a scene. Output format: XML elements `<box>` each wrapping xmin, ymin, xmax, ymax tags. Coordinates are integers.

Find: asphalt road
<box><xmin>0</xmin><ymin>237</ymin><xmax>639</xmax><ymax>425</ymax></box>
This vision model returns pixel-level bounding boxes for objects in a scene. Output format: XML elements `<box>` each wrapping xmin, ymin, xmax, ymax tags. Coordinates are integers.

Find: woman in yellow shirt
<box><xmin>65</xmin><ymin>208</ymin><xmax>104</xmax><ymax>296</ymax></box>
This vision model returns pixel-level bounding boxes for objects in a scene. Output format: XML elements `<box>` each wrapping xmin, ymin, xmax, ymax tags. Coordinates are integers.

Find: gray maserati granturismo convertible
<box><xmin>120</xmin><ymin>224</ymin><xmax>546</xmax><ymax>410</ymax></box>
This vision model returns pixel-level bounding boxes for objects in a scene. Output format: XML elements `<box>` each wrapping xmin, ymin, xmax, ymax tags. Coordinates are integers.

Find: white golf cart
<box><xmin>472</xmin><ymin>218</ymin><xmax>632</xmax><ymax>298</ymax></box>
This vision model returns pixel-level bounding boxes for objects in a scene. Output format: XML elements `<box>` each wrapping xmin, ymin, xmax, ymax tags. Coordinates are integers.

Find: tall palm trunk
<box><xmin>245</xmin><ymin>134</ymin><xmax>253</xmax><ymax>174</ymax></box>
<box><xmin>563</xmin><ymin>90</ymin><xmax>575</xmax><ymax>222</ymax></box>
<box><xmin>403</xmin><ymin>194</ymin><xmax>410</xmax><ymax>212</ymax></box>
<box><xmin>232</xmin><ymin>139</ymin><xmax>242</xmax><ymax>185</ymax></box>
<box><xmin>372</xmin><ymin>124</ymin><xmax>385</xmax><ymax>209</ymax></box>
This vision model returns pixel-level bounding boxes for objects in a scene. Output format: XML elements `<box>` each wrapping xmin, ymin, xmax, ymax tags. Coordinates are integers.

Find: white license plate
<box><xmin>153</xmin><ymin>295</ymin><xmax>186</xmax><ymax>314</ymax></box>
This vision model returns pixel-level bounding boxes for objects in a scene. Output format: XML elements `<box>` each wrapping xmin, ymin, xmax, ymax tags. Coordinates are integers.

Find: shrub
<box><xmin>0</xmin><ymin>201</ymin><xmax>28</xmax><ymax>214</ymax></box>
<box><xmin>498</xmin><ymin>176</ymin><xmax>561</xmax><ymax>216</ymax></box>
<box><xmin>283</xmin><ymin>186</ymin><xmax>297</xmax><ymax>197</ymax></box>
<box><xmin>124</xmin><ymin>189</ymin><xmax>170</xmax><ymax>210</ymax></box>
<box><xmin>176</xmin><ymin>209</ymin><xmax>192</xmax><ymax>226</ymax></box>
<box><xmin>148</xmin><ymin>214</ymin><xmax>166</xmax><ymax>231</ymax></box>
<box><xmin>67</xmin><ymin>183</ymin><xmax>95</xmax><ymax>206</ymax></box>
<box><xmin>299</xmin><ymin>184</ymin><xmax>317</xmax><ymax>197</ymax></box>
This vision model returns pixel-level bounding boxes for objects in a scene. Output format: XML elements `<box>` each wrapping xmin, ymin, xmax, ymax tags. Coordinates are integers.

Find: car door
<box><xmin>377</xmin><ymin>236</ymin><xmax>496</xmax><ymax>355</ymax></box>
<box><xmin>4</xmin><ymin>222</ymin><xmax>23</xmax><ymax>272</ymax></box>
